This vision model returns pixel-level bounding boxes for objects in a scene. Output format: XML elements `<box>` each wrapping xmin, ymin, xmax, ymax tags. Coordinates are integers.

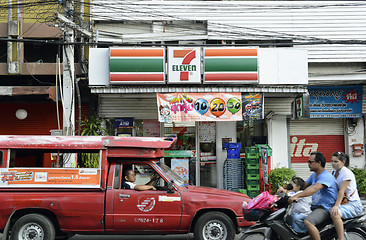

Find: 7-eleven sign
<box><xmin>168</xmin><ymin>47</ymin><xmax>201</xmax><ymax>84</ymax></box>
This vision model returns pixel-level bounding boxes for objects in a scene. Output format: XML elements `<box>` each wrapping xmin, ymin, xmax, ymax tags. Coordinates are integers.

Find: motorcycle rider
<box><xmin>278</xmin><ymin>176</ymin><xmax>312</xmax><ymax>233</ymax></box>
<box><xmin>330</xmin><ymin>151</ymin><xmax>364</xmax><ymax>240</ymax></box>
<box><xmin>289</xmin><ymin>151</ymin><xmax>338</xmax><ymax>240</ymax></box>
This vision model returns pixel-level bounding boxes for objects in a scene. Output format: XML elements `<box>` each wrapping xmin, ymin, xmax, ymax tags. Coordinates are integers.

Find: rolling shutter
<box><xmin>289</xmin><ymin>118</ymin><xmax>344</xmax><ymax>180</ymax></box>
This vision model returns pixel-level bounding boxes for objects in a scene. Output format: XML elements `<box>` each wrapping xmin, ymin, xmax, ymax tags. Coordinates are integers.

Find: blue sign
<box><xmin>115</xmin><ymin>118</ymin><xmax>134</xmax><ymax>128</ymax></box>
<box><xmin>308</xmin><ymin>86</ymin><xmax>362</xmax><ymax>118</ymax></box>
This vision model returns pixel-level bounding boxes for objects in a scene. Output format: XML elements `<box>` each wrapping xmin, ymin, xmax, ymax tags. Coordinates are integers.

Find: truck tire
<box><xmin>10</xmin><ymin>213</ymin><xmax>55</xmax><ymax>240</ymax></box>
<box><xmin>194</xmin><ymin>211</ymin><xmax>235</xmax><ymax>240</ymax></box>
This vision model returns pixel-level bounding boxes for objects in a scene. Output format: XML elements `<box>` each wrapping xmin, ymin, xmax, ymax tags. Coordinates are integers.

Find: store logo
<box><xmin>290</xmin><ymin>136</ymin><xmax>318</xmax><ymax>157</ymax></box>
<box><xmin>137</xmin><ymin>197</ymin><xmax>155</xmax><ymax>212</ymax></box>
<box><xmin>172</xmin><ymin>49</ymin><xmax>197</xmax><ymax>81</ymax></box>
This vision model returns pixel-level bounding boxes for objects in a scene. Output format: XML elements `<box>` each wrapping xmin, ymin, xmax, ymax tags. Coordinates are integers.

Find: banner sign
<box><xmin>290</xmin><ymin>135</ymin><xmax>344</xmax><ymax>163</ymax></box>
<box><xmin>157</xmin><ymin>93</ymin><xmax>242</xmax><ymax>122</ymax></box>
<box><xmin>0</xmin><ymin>168</ymin><xmax>101</xmax><ymax>188</ymax></box>
<box><xmin>308</xmin><ymin>86</ymin><xmax>362</xmax><ymax>118</ymax></box>
<box><xmin>167</xmin><ymin>47</ymin><xmax>201</xmax><ymax>84</ymax></box>
<box><xmin>242</xmin><ymin>93</ymin><xmax>264</xmax><ymax>120</ymax></box>
<box><xmin>204</xmin><ymin>48</ymin><xmax>258</xmax><ymax>83</ymax></box>
<box><xmin>109</xmin><ymin>48</ymin><xmax>165</xmax><ymax>84</ymax></box>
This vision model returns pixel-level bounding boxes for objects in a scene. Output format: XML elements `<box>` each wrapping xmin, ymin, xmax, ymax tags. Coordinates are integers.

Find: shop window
<box><xmin>164</xmin><ymin>122</ymin><xmax>195</xmax><ymax>150</ymax></box>
<box><xmin>0</xmin><ymin>151</ymin><xmax>3</xmax><ymax>166</ymax></box>
<box><xmin>24</xmin><ymin>39</ymin><xmax>60</xmax><ymax>63</ymax></box>
<box><xmin>236</xmin><ymin>120</ymin><xmax>267</xmax><ymax>152</ymax></box>
<box><xmin>0</xmin><ymin>42</ymin><xmax>6</xmax><ymax>63</ymax></box>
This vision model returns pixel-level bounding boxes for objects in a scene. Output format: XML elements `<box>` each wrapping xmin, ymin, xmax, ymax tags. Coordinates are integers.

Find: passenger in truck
<box><xmin>122</xmin><ymin>169</ymin><xmax>159</xmax><ymax>191</ymax></box>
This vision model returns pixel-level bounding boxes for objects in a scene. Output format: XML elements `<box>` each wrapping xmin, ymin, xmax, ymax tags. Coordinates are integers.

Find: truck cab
<box><xmin>0</xmin><ymin>135</ymin><xmax>253</xmax><ymax>240</ymax></box>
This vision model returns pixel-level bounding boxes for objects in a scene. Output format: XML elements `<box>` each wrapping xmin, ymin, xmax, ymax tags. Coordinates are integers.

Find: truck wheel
<box><xmin>10</xmin><ymin>213</ymin><xmax>55</xmax><ymax>240</ymax></box>
<box><xmin>194</xmin><ymin>211</ymin><xmax>235</xmax><ymax>240</ymax></box>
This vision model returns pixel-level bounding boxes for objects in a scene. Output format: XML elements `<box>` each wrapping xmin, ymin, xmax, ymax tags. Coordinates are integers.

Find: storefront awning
<box><xmin>90</xmin><ymin>85</ymin><xmax>308</xmax><ymax>96</ymax></box>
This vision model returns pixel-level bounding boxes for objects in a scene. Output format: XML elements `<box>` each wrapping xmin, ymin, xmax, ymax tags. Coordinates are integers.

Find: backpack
<box><xmin>244</xmin><ymin>191</ymin><xmax>276</xmax><ymax>210</ymax></box>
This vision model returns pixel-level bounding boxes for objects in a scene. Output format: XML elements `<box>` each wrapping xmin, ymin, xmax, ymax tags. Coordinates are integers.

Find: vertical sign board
<box><xmin>204</xmin><ymin>48</ymin><xmax>258</xmax><ymax>83</ymax></box>
<box><xmin>260</xmin><ymin>146</ymin><xmax>269</xmax><ymax>184</ymax></box>
<box><xmin>308</xmin><ymin>86</ymin><xmax>362</xmax><ymax>118</ymax></box>
<box><xmin>295</xmin><ymin>93</ymin><xmax>310</xmax><ymax>119</ymax></box>
<box><xmin>109</xmin><ymin>48</ymin><xmax>165</xmax><ymax>84</ymax></box>
<box><xmin>168</xmin><ymin>47</ymin><xmax>201</xmax><ymax>84</ymax></box>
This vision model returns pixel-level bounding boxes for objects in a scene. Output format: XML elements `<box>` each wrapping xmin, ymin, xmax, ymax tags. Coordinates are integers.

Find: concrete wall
<box><xmin>267</xmin><ymin>115</ymin><xmax>289</xmax><ymax>169</ymax></box>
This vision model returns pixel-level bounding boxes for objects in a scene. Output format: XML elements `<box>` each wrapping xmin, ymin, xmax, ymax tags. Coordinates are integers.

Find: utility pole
<box><xmin>62</xmin><ymin>0</ymin><xmax>75</xmax><ymax>138</ymax></box>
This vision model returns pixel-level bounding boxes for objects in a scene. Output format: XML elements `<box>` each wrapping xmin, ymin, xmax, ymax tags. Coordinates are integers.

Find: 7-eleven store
<box><xmin>89</xmin><ymin>47</ymin><xmax>308</xmax><ymax>189</ymax></box>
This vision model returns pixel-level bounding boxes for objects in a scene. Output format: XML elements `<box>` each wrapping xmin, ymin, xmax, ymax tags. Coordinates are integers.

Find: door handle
<box><xmin>119</xmin><ymin>194</ymin><xmax>130</xmax><ymax>198</ymax></box>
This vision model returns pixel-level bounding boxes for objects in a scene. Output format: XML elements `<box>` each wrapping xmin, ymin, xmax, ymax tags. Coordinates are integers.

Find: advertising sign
<box><xmin>168</xmin><ymin>47</ymin><xmax>201</xmax><ymax>84</ymax></box>
<box><xmin>157</xmin><ymin>93</ymin><xmax>242</xmax><ymax>122</ymax></box>
<box><xmin>204</xmin><ymin>48</ymin><xmax>258</xmax><ymax>83</ymax></box>
<box><xmin>308</xmin><ymin>86</ymin><xmax>362</xmax><ymax>118</ymax></box>
<box><xmin>290</xmin><ymin>135</ymin><xmax>344</xmax><ymax>163</ymax></box>
<box><xmin>171</xmin><ymin>158</ymin><xmax>189</xmax><ymax>184</ymax></box>
<box><xmin>0</xmin><ymin>168</ymin><xmax>101</xmax><ymax>188</ymax></box>
<box><xmin>242</xmin><ymin>93</ymin><xmax>263</xmax><ymax>120</ymax></box>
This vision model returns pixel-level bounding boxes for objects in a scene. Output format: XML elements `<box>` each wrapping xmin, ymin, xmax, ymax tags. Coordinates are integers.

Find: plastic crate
<box><xmin>224</xmin><ymin>142</ymin><xmax>241</xmax><ymax>149</ymax></box>
<box><xmin>246</xmin><ymin>173</ymin><xmax>260</xmax><ymax>180</ymax></box>
<box><xmin>239</xmin><ymin>189</ymin><xmax>247</xmax><ymax>195</ymax></box>
<box><xmin>227</xmin><ymin>151</ymin><xmax>241</xmax><ymax>159</ymax></box>
<box><xmin>247</xmin><ymin>189</ymin><xmax>261</xmax><ymax>199</ymax></box>
<box><xmin>228</xmin><ymin>148</ymin><xmax>240</xmax><ymax>155</ymax></box>
<box><xmin>245</xmin><ymin>147</ymin><xmax>259</xmax><ymax>154</ymax></box>
<box><xmin>247</xmin><ymin>185</ymin><xmax>260</xmax><ymax>191</ymax></box>
<box><xmin>245</xmin><ymin>168</ymin><xmax>259</xmax><ymax>175</ymax></box>
<box><xmin>246</xmin><ymin>163</ymin><xmax>260</xmax><ymax>169</ymax></box>
<box><xmin>246</xmin><ymin>152</ymin><xmax>260</xmax><ymax>159</ymax></box>
<box><xmin>245</xmin><ymin>158</ymin><xmax>259</xmax><ymax>164</ymax></box>
<box><xmin>246</xmin><ymin>179</ymin><xmax>260</xmax><ymax>186</ymax></box>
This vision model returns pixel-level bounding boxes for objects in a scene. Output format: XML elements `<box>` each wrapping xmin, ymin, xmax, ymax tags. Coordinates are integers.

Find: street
<box><xmin>0</xmin><ymin>233</ymin><xmax>244</xmax><ymax>240</ymax></box>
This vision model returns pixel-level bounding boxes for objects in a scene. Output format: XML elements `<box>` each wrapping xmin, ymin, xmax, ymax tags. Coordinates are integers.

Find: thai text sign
<box><xmin>308</xmin><ymin>86</ymin><xmax>362</xmax><ymax>118</ymax></box>
<box><xmin>157</xmin><ymin>93</ymin><xmax>242</xmax><ymax>122</ymax></box>
<box><xmin>0</xmin><ymin>168</ymin><xmax>101</xmax><ymax>188</ymax></box>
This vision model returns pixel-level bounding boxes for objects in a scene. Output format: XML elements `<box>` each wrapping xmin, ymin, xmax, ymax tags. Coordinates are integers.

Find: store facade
<box><xmin>89</xmin><ymin>47</ymin><xmax>308</xmax><ymax>189</ymax></box>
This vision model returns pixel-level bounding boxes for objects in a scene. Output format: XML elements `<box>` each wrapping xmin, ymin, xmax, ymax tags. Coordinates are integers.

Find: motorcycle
<box><xmin>240</xmin><ymin>195</ymin><xmax>366</xmax><ymax>240</ymax></box>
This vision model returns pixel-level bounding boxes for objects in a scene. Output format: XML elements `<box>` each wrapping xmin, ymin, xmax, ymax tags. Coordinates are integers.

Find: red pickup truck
<box><xmin>0</xmin><ymin>135</ymin><xmax>253</xmax><ymax>240</ymax></box>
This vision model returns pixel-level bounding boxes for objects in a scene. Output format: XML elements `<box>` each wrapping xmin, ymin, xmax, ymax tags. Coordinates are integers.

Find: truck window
<box><xmin>121</xmin><ymin>163</ymin><xmax>166</xmax><ymax>190</ymax></box>
<box><xmin>113</xmin><ymin>163</ymin><xmax>121</xmax><ymax>189</ymax></box>
<box><xmin>9</xmin><ymin>149</ymin><xmax>100</xmax><ymax>168</ymax></box>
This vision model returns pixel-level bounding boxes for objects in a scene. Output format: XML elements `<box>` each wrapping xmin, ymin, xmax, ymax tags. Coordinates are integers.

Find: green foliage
<box><xmin>351</xmin><ymin>168</ymin><xmax>366</xmax><ymax>195</ymax></box>
<box><xmin>268</xmin><ymin>167</ymin><xmax>296</xmax><ymax>193</ymax></box>
<box><xmin>80</xmin><ymin>115</ymin><xmax>108</xmax><ymax>136</ymax></box>
<box><xmin>78</xmin><ymin>116</ymin><xmax>108</xmax><ymax>168</ymax></box>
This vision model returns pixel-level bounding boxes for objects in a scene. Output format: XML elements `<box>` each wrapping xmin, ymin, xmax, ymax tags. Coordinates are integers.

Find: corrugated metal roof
<box><xmin>92</xmin><ymin>1</ymin><xmax>366</xmax><ymax>62</ymax></box>
<box><xmin>90</xmin><ymin>85</ymin><xmax>308</xmax><ymax>94</ymax></box>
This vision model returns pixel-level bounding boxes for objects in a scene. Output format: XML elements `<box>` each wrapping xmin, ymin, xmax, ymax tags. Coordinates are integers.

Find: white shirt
<box><xmin>287</xmin><ymin>191</ymin><xmax>312</xmax><ymax>216</ymax></box>
<box><xmin>124</xmin><ymin>181</ymin><xmax>136</xmax><ymax>189</ymax></box>
<box><xmin>331</xmin><ymin>167</ymin><xmax>360</xmax><ymax>202</ymax></box>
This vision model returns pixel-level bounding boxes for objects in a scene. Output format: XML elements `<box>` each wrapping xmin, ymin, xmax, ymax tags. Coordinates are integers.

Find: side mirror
<box><xmin>167</xmin><ymin>180</ymin><xmax>174</xmax><ymax>193</ymax></box>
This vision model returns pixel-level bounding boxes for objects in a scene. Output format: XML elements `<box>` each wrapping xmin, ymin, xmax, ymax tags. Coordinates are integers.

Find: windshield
<box><xmin>157</xmin><ymin>162</ymin><xmax>187</xmax><ymax>187</ymax></box>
